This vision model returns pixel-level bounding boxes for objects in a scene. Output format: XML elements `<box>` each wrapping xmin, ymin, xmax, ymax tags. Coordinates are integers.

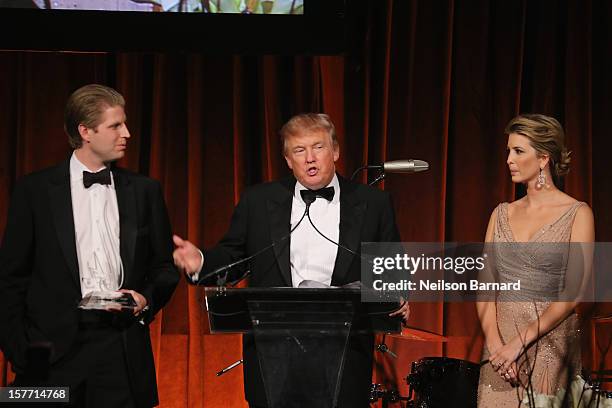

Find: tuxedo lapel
<box><xmin>332</xmin><ymin>177</ymin><xmax>367</xmax><ymax>286</ymax></box>
<box><xmin>267</xmin><ymin>178</ymin><xmax>295</xmax><ymax>286</ymax></box>
<box><xmin>48</xmin><ymin>160</ymin><xmax>80</xmax><ymax>289</ymax></box>
<box><xmin>113</xmin><ymin>169</ymin><xmax>137</xmax><ymax>286</ymax></box>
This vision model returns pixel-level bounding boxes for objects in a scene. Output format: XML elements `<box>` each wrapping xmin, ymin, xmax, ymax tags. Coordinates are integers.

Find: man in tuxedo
<box><xmin>173</xmin><ymin>113</ymin><xmax>408</xmax><ymax>408</ymax></box>
<box><xmin>0</xmin><ymin>84</ymin><xmax>178</xmax><ymax>407</ymax></box>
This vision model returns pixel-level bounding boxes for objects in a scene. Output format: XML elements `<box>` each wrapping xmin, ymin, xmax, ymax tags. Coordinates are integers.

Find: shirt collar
<box><xmin>70</xmin><ymin>151</ymin><xmax>112</xmax><ymax>184</ymax></box>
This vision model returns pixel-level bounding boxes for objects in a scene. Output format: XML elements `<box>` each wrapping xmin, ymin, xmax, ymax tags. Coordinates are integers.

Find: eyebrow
<box><xmin>290</xmin><ymin>138</ymin><xmax>328</xmax><ymax>151</ymax></box>
<box><xmin>107</xmin><ymin>118</ymin><xmax>126</xmax><ymax>128</ymax></box>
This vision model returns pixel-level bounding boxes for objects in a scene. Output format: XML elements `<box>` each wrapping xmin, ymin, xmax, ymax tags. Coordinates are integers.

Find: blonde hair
<box><xmin>504</xmin><ymin>114</ymin><xmax>571</xmax><ymax>186</ymax></box>
<box><xmin>64</xmin><ymin>84</ymin><xmax>125</xmax><ymax>149</ymax></box>
<box><xmin>279</xmin><ymin>113</ymin><xmax>337</xmax><ymax>154</ymax></box>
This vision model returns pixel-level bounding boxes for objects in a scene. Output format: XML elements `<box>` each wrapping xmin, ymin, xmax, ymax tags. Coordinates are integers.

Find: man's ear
<box><xmin>78</xmin><ymin>124</ymin><xmax>91</xmax><ymax>144</ymax></box>
<box><xmin>284</xmin><ymin>154</ymin><xmax>293</xmax><ymax>170</ymax></box>
<box><xmin>333</xmin><ymin>142</ymin><xmax>340</xmax><ymax>162</ymax></box>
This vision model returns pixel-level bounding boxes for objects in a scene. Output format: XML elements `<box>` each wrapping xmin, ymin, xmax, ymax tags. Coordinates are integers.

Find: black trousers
<box><xmin>14</xmin><ymin>313</ymin><xmax>136</xmax><ymax>408</ymax></box>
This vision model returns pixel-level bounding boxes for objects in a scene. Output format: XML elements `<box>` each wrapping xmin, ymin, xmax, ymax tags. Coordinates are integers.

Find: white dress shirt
<box><xmin>70</xmin><ymin>152</ymin><xmax>123</xmax><ymax>296</ymax></box>
<box><xmin>290</xmin><ymin>174</ymin><xmax>340</xmax><ymax>287</ymax></box>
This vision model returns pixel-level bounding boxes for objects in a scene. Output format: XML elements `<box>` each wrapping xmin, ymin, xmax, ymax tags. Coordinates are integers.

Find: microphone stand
<box><xmin>350</xmin><ymin>164</ymin><xmax>386</xmax><ymax>186</ymax></box>
<box><xmin>353</xmin><ymin>166</ymin><xmax>412</xmax><ymax>406</ymax></box>
<box><xmin>368</xmin><ymin>172</ymin><xmax>386</xmax><ymax>186</ymax></box>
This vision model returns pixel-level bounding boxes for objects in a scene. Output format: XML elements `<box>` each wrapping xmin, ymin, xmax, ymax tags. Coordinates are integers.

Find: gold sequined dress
<box><xmin>477</xmin><ymin>201</ymin><xmax>585</xmax><ymax>408</ymax></box>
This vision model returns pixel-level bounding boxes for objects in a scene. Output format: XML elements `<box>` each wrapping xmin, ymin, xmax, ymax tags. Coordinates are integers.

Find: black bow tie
<box><xmin>300</xmin><ymin>186</ymin><xmax>335</xmax><ymax>205</ymax></box>
<box><xmin>83</xmin><ymin>167</ymin><xmax>111</xmax><ymax>188</ymax></box>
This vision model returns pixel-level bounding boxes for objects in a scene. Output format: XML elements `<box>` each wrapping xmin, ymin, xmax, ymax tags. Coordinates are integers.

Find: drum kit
<box><xmin>370</xmin><ymin>356</ymin><xmax>479</xmax><ymax>407</ymax></box>
<box><xmin>369</xmin><ymin>328</ymin><xmax>480</xmax><ymax>408</ymax></box>
<box><xmin>370</xmin><ymin>328</ymin><xmax>612</xmax><ymax>407</ymax></box>
<box><xmin>579</xmin><ymin>370</ymin><xmax>612</xmax><ymax>407</ymax></box>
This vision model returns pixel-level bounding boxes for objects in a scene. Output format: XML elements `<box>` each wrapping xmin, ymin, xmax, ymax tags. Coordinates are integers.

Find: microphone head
<box><xmin>383</xmin><ymin>159</ymin><xmax>429</xmax><ymax>173</ymax></box>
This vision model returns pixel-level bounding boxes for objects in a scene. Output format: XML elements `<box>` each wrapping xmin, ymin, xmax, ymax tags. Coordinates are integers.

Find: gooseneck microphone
<box><xmin>196</xmin><ymin>201</ymin><xmax>311</xmax><ymax>286</ymax></box>
<box><xmin>350</xmin><ymin>159</ymin><xmax>429</xmax><ymax>184</ymax></box>
<box><xmin>304</xmin><ymin>204</ymin><xmax>359</xmax><ymax>258</ymax></box>
<box><xmin>197</xmin><ymin>189</ymin><xmax>358</xmax><ymax>286</ymax></box>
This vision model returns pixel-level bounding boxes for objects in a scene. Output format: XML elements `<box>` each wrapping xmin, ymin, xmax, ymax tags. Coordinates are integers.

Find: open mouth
<box><xmin>307</xmin><ymin>166</ymin><xmax>318</xmax><ymax>176</ymax></box>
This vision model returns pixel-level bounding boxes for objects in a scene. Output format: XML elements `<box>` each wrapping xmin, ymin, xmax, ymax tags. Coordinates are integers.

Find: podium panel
<box><xmin>249</xmin><ymin>299</ymin><xmax>353</xmax><ymax>408</ymax></box>
<box><xmin>205</xmin><ymin>287</ymin><xmax>400</xmax><ymax>408</ymax></box>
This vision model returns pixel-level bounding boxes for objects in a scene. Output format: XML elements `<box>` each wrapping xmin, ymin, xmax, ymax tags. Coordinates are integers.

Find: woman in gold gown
<box><xmin>477</xmin><ymin>114</ymin><xmax>595</xmax><ymax>407</ymax></box>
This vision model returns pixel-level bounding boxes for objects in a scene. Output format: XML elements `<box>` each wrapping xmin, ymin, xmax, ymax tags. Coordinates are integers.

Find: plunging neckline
<box><xmin>504</xmin><ymin>201</ymin><xmax>580</xmax><ymax>243</ymax></box>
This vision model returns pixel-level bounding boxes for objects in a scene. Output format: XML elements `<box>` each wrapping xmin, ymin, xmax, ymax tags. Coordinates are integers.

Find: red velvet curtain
<box><xmin>1</xmin><ymin>1</ymin><xmax>611</xmax><ymax>406</ymax></box>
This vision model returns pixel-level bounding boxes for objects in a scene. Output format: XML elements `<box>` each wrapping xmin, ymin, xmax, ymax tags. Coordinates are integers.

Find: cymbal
<box><xmin>386</xmin><ymin>327</ymin><xmax>448</xmax><ymax>342</ymax></box>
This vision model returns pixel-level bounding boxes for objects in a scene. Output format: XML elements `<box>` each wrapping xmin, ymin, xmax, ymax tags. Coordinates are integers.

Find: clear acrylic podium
<box><xmin>204</xmin><ymin>287</ymin><xmax>400</xmax><ymax>408</ymax></box>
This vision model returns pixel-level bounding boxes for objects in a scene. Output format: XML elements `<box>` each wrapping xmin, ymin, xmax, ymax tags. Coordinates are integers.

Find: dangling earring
<box><xmin>535</xmin><ymin>168</ymin><xmax>548</xmax><ymax>190</ymax></box>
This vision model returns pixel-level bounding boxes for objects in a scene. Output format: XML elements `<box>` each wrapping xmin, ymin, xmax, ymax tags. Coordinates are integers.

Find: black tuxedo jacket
<box><xmin>201</xmin><ymin>175</ymin><xmax>401</xmax><ymax>407</ymax></box>
<box><xmin>0</xmin><ymin>159</ymin><xmax>178</xmax><ymax>407</ymax></box>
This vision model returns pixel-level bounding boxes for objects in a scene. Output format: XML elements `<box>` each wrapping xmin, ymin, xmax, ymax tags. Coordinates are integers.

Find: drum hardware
<box><xmin>406</xmin><ymin>357</ymin><xmax>479</xmax><ymax>408</ymax></box>
<box><xmin>370</xmin><ymin>383</ymin><xmax>409</xmax><ymax>407</ymax></box>
<box><xmin>586</xmin><ymin>312</ymin><xmax>612</xmax><ymax>406</ymax></box>
<box><xmin>583</xmin><ymin>379</ymin><xmax>612</xmax><ymax>396</ymax></box>
<box><xmin>216</xmin><ymin>359</ymin><xmax>243</xmax><ymax>376</ymax></box>
<box><xmin>579</xmin><ymin>371</ymin><xmax>612</xmax><ymax>407</ymax></box>
<box><xmin>377</xmin><ymin>333</ymin><xmax>398</xmax><ymax>358</ymax></box>
<box><xmin>386</xmin><ymin>327</ymin><xmax>449</xmax><ymax>342</ymax></box>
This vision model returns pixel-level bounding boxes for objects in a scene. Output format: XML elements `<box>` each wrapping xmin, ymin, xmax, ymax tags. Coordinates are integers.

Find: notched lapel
<box><xmin>113</xmin><ymin>170</ymin><xmax>137</xmax><ymax>286</ymax></box>
<box><xmin>332</xmin><ymin>193</ymin><xmax>367</xmax><ymax>286</ymax></box>
<box><xmin>48</xmin><ymin>162</ymin><xmax>80</xmax><ymax>289</ymax></box>
<box><xmin>267</xmin><ymin>195</ymin><xmax>293</xmax><ymax>286</ymax></box>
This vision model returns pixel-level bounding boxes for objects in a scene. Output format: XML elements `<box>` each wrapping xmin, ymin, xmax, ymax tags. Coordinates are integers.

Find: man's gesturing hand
<box><xmin>172</xmin><ymin>235</ymin><xmax>202</xmax><ymax>276</ymax></box>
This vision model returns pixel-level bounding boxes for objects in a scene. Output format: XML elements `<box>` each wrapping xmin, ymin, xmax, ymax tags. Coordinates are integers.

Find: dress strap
<box><xmin>493</xmin><ymin>202</ymin><xmax>512</xmax><ymax>242</ymax></box>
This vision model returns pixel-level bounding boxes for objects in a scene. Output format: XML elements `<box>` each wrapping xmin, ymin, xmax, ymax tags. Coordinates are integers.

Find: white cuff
<box><xmin>190</xmin><ymin>249</ymin><xmax>205</xmax><ymax>283</ymax></box>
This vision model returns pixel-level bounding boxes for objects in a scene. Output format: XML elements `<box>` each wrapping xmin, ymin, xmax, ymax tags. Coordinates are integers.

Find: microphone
<box><xmin>197</xmin><ymin>203</ymin><xmax>312</xmax><ymax>286</ymax></box>
<box><xmin>383</xmin><ymin>160</ymin><xmax>429</xmax><ymax>173</ymax></box>
<box><xmin>350</xmin><ymin>159</ymin><xmax>429</xmax><ymax>183</ymax></box>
